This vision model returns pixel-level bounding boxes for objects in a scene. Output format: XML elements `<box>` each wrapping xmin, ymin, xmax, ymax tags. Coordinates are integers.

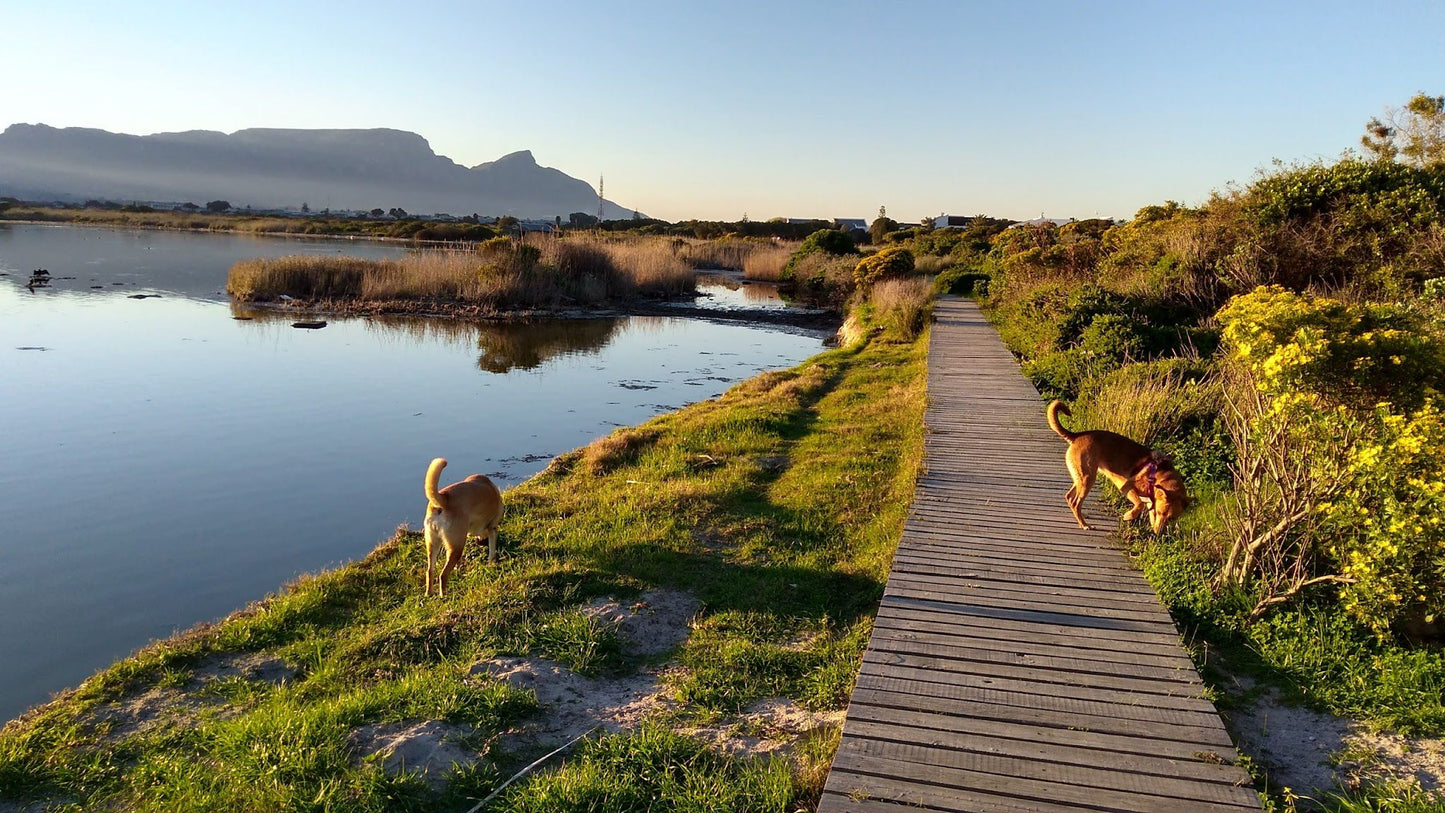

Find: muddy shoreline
<box><xmin>234</xmin><ymin>293</ymin><xmax>842</xmax><ymax>331</ymax></box>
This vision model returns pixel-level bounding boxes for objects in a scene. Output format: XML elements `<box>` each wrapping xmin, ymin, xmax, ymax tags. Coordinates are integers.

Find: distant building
<box><xmin>1007</xmin><ymin>216</ymin><xmax>1075</xmax><ymax>229</ymax></box>
<box><xmin>833</xmin><ymin>218</ymin><xmax>867</xmax><ymax>232</ymax></box>
<box><xmin>932</xmin><ymin>215</ymin><xmax>974</xmax><ymax>229</ymax></box>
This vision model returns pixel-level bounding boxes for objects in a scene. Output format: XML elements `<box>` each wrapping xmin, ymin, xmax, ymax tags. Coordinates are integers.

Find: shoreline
<box><xmin>232</xmin><ymin>293</ymin><xmax>842</xmax><ymax>332</ymax></box>
<box><xmin>0</xmin><ymin>216</ymin><xmax>466</xmax><ymax>248</ymax></box>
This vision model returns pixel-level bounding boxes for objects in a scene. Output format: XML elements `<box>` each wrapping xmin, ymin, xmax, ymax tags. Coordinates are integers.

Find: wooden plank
<box><xmin>863</xmin><ymin>634</ymin><xmax>1202</xmax><ymax>688</ymax></box>
<box><xmin>820</xmin><ymin>780</ymin><xmax>1103</xmax><ymax>813</ymax></box>
<box><xmin>879</xmin><ymin>583</ymin><xmax>1178</xmax><ymax>627</ymax></box>
<box><xmin>838</xmin><ymin>719</ymin><xmax>1256</xmax><ymax>802</ymax></box>
<box><xmin>860</xmin><ymin>648</ymin><xmax>1207</xmax><ymax>699</ymax></box>
<box><xmin>879</xmin><ymin>593</ymin><xmax>1181</xmax><ymax>635</ymax></box>
<box><xmin>832</xmin><ymin>740</ymin><xmax>1259</xmax><ymax>811</ymax></box>
<box><xmin>885</xmin><ymin>568</ymin><xmax>1168</xmax><ymax>608</ymax></box>
<box><xmin>829</xmin><ymin>749</ymin><xmax>1255</xmax><ymax>813</ymax></box>
<box><xmin>871</xmin><ymin>609</ymin><xmax>1188</xmax><ymax>658</ymax></box>
<box><xmin>848</xmin><ymin>685</ymin><xmax>1233</xmax><ymax>750</ymax></box>
<box><xmin>852</xmin><ymin>673</ymin><xmax>1231</xmax><ymax>738</ymax></box>
<box><xmin>869</xmin><ymin>617</ymin><xmax>1196</xmax><ymax>670</ymax></box>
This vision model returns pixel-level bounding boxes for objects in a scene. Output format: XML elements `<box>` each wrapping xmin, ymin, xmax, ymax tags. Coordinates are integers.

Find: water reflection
<box><xmin>230</xmin><ymin>304</ymin><xmax>627</xmax><ymax>374</ymax></box>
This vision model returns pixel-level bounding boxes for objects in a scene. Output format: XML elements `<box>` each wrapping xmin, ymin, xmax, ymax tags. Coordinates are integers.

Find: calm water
<box><xmin>0</xmin><ymin>224</ymin><xmax>825</xmax><ymax>721</ymax></box>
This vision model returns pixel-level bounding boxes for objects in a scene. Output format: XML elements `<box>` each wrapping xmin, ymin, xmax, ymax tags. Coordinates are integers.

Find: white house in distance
<box><xmin>1007</xmin><ymin>216</ymin><xmax>1076</xmax><ymax>229</ymax></box>
<box><xmin>932</xmin><ymin>215</ymin><xmax>974</xmax><ymax>229</ymax></box>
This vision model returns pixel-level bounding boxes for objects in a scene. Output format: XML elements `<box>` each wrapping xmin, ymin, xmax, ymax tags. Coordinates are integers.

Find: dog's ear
<box><xmin>1150</xmin><ymin>451</ymin><xmax>1174</xmax><ymax>467</ymax></box>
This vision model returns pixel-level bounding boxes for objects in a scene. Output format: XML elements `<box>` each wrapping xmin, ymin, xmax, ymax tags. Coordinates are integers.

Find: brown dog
<box><xmin>423</xmin><ymin>457</ymin><xmax>503</xmax><ymax>597</ymax></box>
<box><xmin>1046</xmin><ymin>401</ymin><xmax>1189</xmax><ymax>534</ymax></box>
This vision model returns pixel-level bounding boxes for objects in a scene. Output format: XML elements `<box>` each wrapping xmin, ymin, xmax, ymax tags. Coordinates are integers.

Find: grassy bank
<box><xmin>227</xmin><ymin>235</ymin><xmax>696</xmax><ymax>314</ymax></box>
<box><xmin>0</xmin><ymin>314</ymin><xmax>927</xmax><ymax>811</ymax></box>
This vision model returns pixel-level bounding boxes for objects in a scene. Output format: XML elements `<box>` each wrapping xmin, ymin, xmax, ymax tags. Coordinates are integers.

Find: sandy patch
<box><xmin>472</xmin><ymin>656</ymin><xmax>672</xmax><ymax>749</ymax></box>
<box><xmin>350</xmin><ymin>720</ymin><xmax>478</xmax><ymax>787</ymax></box>
<box><xmin>190</xmin><ymin>652</ymin><xmax>293</xmax><ymax>686</ymax></box>
<box><xmin>683</xmin><ymin>697</ymin><xmax>845</xmax><ymax>758</ymax></box>
<box><xmin>78</xmin><ymin>652</ymin><xmax>293</xmax><ymax>745</ymax></box>
<box><xmin>471</xmin><ymin>588</ymin><xmax>701</xmax><ymax>754</ymax></box>
<box><xmin>1230</xmin><ymin>686</ymin><xmax>1445</xmax><ymax>804</ymax></box>
<box><xmin>579</xmin><ymin>588</ymin><xmax>701</xmax><ymax>658</ymax></box>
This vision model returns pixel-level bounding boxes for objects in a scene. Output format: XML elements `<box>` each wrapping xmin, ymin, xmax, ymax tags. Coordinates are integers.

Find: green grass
<box><xmin>490</xmin><ymin>725</ymin><xmax>795</xmax><ymax>813</ymax></box>
<box><xmin>0</xmin><ymin>322</ymin><xmax>927</xmax><ymax>811</ymax></box>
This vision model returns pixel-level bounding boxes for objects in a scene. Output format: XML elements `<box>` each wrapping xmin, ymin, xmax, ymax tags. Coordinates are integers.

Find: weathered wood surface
<box><xmin>818</xmin><ymin>297</ymin><xmax>1259</xmax><ymax>812</ymax></box>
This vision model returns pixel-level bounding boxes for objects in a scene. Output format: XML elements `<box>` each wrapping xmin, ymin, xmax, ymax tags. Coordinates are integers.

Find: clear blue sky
<box><xmin>2</xmin><ymin>0</ymin><xmax>1441</xmax><ymax>222</ymax></box>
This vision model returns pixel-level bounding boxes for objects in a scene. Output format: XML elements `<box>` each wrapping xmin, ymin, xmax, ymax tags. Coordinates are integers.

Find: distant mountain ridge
<box><xmin>0</xmin><ymin>124</ymin><xmax>635</xmax><ymax>219</ymax></box>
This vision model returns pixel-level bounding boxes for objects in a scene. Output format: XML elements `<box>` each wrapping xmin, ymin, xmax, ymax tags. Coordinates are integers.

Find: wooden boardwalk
<box><xmin>817</xmin><ymin>297</ymin><xmax>1260</xmax><ymax>813</ymax></box>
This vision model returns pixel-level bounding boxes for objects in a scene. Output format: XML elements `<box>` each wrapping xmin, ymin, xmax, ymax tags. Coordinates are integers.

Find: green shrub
<box><xmin>1021</xmin><ymin>350</ymin><xmax>1088</xmax><ymax>400</ymax></box>
<box><xmin>853</xmin><ymin>247</ymin><xmax>915</xmax><ymax>287</ymax></box>
<box><xmin>933</xmin><ymin>266</ymin><xmax>991</xmax><ymax>296</ymax></box>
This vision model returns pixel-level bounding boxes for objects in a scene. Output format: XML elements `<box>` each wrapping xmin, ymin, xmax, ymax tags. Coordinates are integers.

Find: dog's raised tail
<box><xmin>1046</xmin><ymin>401</ymin><xmax>1078</xmax><ymax>442</ymax></box>
<box><xmin>425</xmin><ymin>457</ymin><xmax>448</xmax><ymax>508</ymax></box>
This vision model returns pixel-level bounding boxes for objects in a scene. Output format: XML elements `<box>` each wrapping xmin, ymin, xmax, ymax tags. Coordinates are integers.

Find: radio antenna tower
<box><xmin>597</xmin><ymin>176</ymin><xmax>604</xmax><ymax>222</ymax></box>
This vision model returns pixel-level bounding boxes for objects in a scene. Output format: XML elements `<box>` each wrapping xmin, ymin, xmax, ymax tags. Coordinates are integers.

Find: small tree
<box><xmin>370</xmin><ymin>208</ymin><xmax>385</xmax><ymax>218</ymax></box>
<box><xmin>869</xmin><ymin>208</ymin><xmax>898</xmax><ymax>244</ymax></box>
<box><xmin>205</xmin><ymin>200</ymin><xmax>231</xmax><ymax>213</ymax></box>
<box><xmin>1362</xmin><ymin>91</ymin><xmax>1445</xmax><ymax>167</ymax></box>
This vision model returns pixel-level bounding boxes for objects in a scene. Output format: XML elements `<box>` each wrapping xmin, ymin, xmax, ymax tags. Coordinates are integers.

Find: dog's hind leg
<box><xmin>1064</xmin><ymin>457</ymin><xmax>1094</xmax><ymax>530</ymax></box>
<box><xmin>437</xmin><ymin>537</ymin><xmax>464</xmax><ymax>598</ymax></box>
<box><xmin>423</xmin><ymin>523</ymin><xmax>440</xmax><ymax>597</ymax></box>
<box><xmin>486</xmin><ymin>525</ymin><xmax>498</xmax><ymax>563</ymax></box>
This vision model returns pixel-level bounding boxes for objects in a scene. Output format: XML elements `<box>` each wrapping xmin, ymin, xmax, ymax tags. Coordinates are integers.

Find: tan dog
<box><xmin>423</xmin><ymin>457</ymin><xmax>503</xmax><ymax>597</ymax></box>
<box><xmin>1046</xmin><ymin>401</ymin><xmax>1189</xmax><ymax>534</ymax></box>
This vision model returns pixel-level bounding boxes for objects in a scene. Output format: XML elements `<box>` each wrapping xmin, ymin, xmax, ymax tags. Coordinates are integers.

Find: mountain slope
<box><xmin>0</xmin><ymin>124</ymin><xmax>635</xmax><ymax>219</ymax></box>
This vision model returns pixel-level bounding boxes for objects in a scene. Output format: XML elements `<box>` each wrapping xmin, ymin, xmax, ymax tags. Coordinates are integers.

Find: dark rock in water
<box><xmin>90</xmin><ymin>285</ymin><xmax>104</xmax><ymax>289</ymax></box>
<box><xmin>232</xmin><ymin>316</ymin><xmax>254</xmax><ymax>321</ymax></box>
<box><xmin>127</xmin><ymin>293</ymin><xmax>161</xmax><ymax>299</ymax></box>
<box><xmin>291</xmin><ymin>320</ymin><xmax>328</xmax><ymax>329</ymax></box>
<box><xmin>16</xmin><ymin>346</ymin><xmax>50</xmax><ymax>351</ymax></box>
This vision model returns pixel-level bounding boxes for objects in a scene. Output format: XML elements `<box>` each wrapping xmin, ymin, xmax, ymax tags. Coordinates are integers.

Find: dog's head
<box><xmin>1146</xmin><ymin>473</ymin><xmax>1190</xmax><ymax>534</ymax></box>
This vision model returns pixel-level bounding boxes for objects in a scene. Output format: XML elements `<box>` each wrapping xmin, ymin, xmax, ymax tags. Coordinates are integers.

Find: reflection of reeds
<box><xmin>229</xmin><ymin>303</ymin><xmax>627</xmax><ymax>374</ymax></box>
<box><xmin>228</xmin><ymin>237</ymin><xmax>694</xmax><ymax>309</ymax></box>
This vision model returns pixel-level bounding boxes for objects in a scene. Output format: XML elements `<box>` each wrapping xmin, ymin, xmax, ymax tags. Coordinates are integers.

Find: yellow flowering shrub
<box><xmin>1217</xmin><ymin>287</ymin><xmax>1445</xmax><ymax>632</ymax></box>
<box><xmin>1326</xmin><ymin>403</ymin><xmax>1445</xmax><ymax>634</ymax></box>
<box><xmin>1216</xmin><ymin>285</ymin><xmax>1443</xmax><ymax>407</ymax></box>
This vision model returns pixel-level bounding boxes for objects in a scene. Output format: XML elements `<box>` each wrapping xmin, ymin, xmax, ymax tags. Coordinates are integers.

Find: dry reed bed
<box><xmin>227</xmin><ymin>236</ymin><xmax>696</xmax><ymax>311</ymax></box>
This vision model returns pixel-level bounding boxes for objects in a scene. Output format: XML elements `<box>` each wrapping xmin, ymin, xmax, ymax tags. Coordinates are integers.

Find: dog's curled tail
<box><xmin>425</xmin><ymin>457</ymin><xmax>448</xmax><ymax>509</ymax></box>
<box><xmin>1046</xmin><ymin>401</ymin><xmax>1078</xmax><ymax>442</ymax></box>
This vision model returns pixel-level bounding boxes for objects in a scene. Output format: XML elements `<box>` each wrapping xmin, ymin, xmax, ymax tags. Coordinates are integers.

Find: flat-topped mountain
<box><xmin>0</xmin><ymin>124</ymin><xmax>635</xmax><ymax>219</ymax></box>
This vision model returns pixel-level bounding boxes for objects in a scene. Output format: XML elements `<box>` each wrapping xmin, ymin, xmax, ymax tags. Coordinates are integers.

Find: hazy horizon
<box><xmin>4</xmin><ymin>0</ymin><xmax>1443</xmax><ymax>222</ymax></box>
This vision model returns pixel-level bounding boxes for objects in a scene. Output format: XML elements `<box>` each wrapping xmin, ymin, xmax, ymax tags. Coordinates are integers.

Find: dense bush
<box><xmin>853</xmin><ymin>247</ymin><xmax>915</xmax><ymax>287</ymax></box>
